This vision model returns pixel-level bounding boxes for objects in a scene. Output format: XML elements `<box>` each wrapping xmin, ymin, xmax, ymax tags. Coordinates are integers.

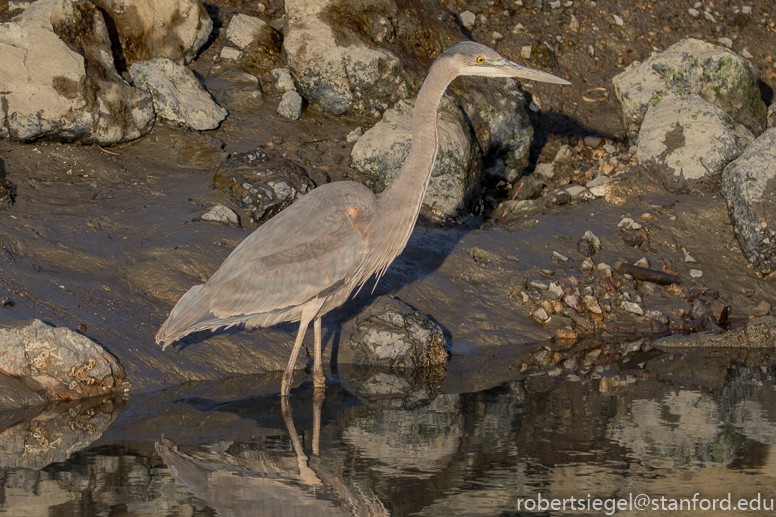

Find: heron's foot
<box><xmin>312</xmin><ymin>367</ymin><xmax>325</xmax><ymax>389</ymax></box>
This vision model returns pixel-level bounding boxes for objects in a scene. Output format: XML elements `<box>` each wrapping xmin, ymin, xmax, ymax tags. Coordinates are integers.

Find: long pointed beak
<box><xmin>493</xmin><ymin>58</ymin><xmax>571</xmax><ymax>85</ymax></box>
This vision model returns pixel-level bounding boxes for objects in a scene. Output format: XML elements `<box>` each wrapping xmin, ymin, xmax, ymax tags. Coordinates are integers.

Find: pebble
<box><xmin>564</xmin><ymin>294</ymin><xmax>584</xmax><ymax>312</ymax></box>
<box><xmin>583</xmin><ymin>230</ymin><xmax>601</xmax><ymax>251</ymax></box>
<box><xmin>549</xmin><ymin>0</ymin><xmax>561</xmax><ymax>8</ymax></box>
<box><xmin>622</xmin><ymin>301</ymin><xmax>644</xmax><ymax>316</ymax></box>
<box><xmin>493</xmin><ymin>31</ymin><xmax>504</xmax><ymax>41</ymax></box>
<box><xmin>552</xmin><ymin>251</ymin><xmax>570</xmax><ymax>263</ymax></box>
<box><xmin>688</xmin><ymin>8</ymin><xmax>700</xmax><ymax>18</ymax></box>
<box><xmin>521</xmin><ymin>46</ymin><xmax>533</xmax><ymax>60</ymax></box>
<box><xmin>584</xmin><ymin>135</ymin><xmax>603</xmax><ymax>148</ymax></box>
<box><xmin>548</xmin><ymin>283</ymin><xmax>564</xmax><ymax>299</ymax></box>
<box><xmin>554</xmin><ymin>145</ymin><xmax>573</xmax><ymax>163</ymax></box>
<box><xmin>584</xmin><ymin>295</ymin><xmax>602</xmax><ymax>313</ymax></box>
<box><xmin>0</xmin><ymin>297</ymin><xmax>14</xmax><ymax>307</ymax></box>
<box><xmin>577</xmin><ymin>238</ymin><xmax>597</xmax><ymax>258</ymax></box>
<box><xmin>621</xmin><ymin>229</ymin><xmax>643</xmax><ymax>247</ymax></box>
<box><xmin>718</xmin><ymin>37</ymin><xmax>733</xmax><ymax>48</ymax></box>
<box><xmin>690</xmin><ymin>269</ymin><xmax>704</xmax><ymax>279</ymax></box>
<box><xmin>539</xmin><ymin>269</ymin><xmax>556</xmax><ymax>278</ymax></box>
<box><xmin>742</xmin><ymin>5</ymin><xmax>752</xmax><ymax>15</ymax></box>
<box><xmin>742</xmin><ymin>48</ymin><xmax>753</xmax><ymax>59</ymax></box>
<box><xmin>271</xmin><ymin>68</ymin><xmax>296</xmax><ymax>93</ymax></box>
<box><xmin>346</xmin><ymin>127</ymin><xmax>363</xmax><ymax>143</ymax></box>
<box><xmin>528</xmin><ymin>279</ymin><xmax>550</xmax><ymax>290</ymax></box>
<box><xmin>640</xmin><ymin>212</ymin><xmax>655</xmax><ymax>222</ymax></box>
<box><xmin>618</xmin><ymin>217</ymin><xmax>642</xmax><ymax>230</ymax></box>
<box><xmin>587</xmin><ymin>45</ymin><xmax>595</xmax><ymax>58</ymax></box>
<box><xmin>534</xmin><ymin>163</ymin><xmax>556</xmax><ymax>181</ymax></box>
<box><xmin>200</xmin><ymin>204</ymin><xmax>240</xmax><ymax>226</ymax></box>
<box><xmin>703</xmin><ymin>11</ymin><xmax>716</xmax><ymax>22</ymax></box>
<box><xmin>580</xmin><ymin>257</ymin><xmax>595</xmax><ymax>272</ymax></box>
<box><xmin>602</xmin><ymin>143</ymin><xmax>618</xmax><ymax>155</ymax></box>
<box><xmin>532</xmin><ymin>307</ymin><xmax>551</xmax><ymax>323</ymax></box>
<box><xmin>459</xmin><ymin>10</ymin><xmax>476</xmax><ymax>27</ymax></box>
<box><xmin>220</xmin><ymin>47</ymin><xmax>244</xmax><ymax>60</ymax></box>
<box><xmin>634</xmin><ymin>257</ymin><xmax>650</xmax><ymax>268</ymax></box>
<box><xmin>613</xmin><ymin>14</ymin><xmax>624</xmax><ymax>26</ymax></box>
<box><xmin>569</xmin><ymin>14</ymin><xmax>580</xmax><ymax>30</ymax></box>
<box><xmin>512</xmin><ymin>23</ymin><xmax>525</xmax><ymax>33</ymax></box>
<box><xmin>277</xmin><ymin>90</ymin><xmax>303</xmax><ymax>120</ymax></box>
<box><xmin>680</xmin><ymin>248</ymin><xmax>698</xmax><ymax>264</ymax></box>
<box><xmin>752</xmin><ymin>300</ymin><xmax>772</xmax><ymax>317</ymax></box>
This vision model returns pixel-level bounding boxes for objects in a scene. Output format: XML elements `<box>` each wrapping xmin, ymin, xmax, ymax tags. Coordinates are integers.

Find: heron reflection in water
<box><xmin>156</xmin><ymin>42</ymin><xmax>570</xmax><ymax>396</ymax></box>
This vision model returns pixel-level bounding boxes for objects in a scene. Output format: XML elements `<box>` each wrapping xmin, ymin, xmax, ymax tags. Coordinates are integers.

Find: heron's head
<box><xmin>441</xmin><ymin>41</ymin><xmax>570</xmax><ymax>85</ymax></box>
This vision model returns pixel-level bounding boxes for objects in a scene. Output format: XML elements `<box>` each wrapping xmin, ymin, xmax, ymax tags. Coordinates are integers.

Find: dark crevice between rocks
<box><xmin>94</xmin><ymin>6</ymin><xmax>129</xmax><ymax>77</ymax></box>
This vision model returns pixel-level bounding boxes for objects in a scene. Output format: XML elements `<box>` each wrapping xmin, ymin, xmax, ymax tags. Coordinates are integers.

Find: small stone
<box><xmin>621</xmin><ymin>230</ymin><xmax>644</xmax><ymax>247</ymax></box>
<box><xmin>534</xmin><ymin>163</ymin><xmax>556</xmax><ymax>181</ymax></box>
<box><xmin>528</xmin><ymin>279</ymin><xmax>550</xmax><ymax>290</ymax></box>
<box><xmin>271</xmin><ymin>68</ymin><xmax>296</xmax><ymax>93</ymax></box>
<box><xmin>640</xmin><ymin>212</ymin><xmax>655</xmax><ymax>222</ymax></box>
<box><xmin>596</xmin><ymin>262</ymin><xmax>613</xmax><ymax>276</ymax></box>
<box><xmin>493</xmin><ymin>31</ymin><xmax>504</xmax><ymax>40</ymax></box>
<box><xmin>584</xmin><ymin>295</ymin><xmax>602</xmax><ymax>314</ymax></box>
<box><xmin>512</xmin><ymin>23</ymin><xmax>525</xmax><ymax>33</ymax></box>
<box><xmin>569</xmin><ymin>14</ymin><xmax>580</xmax><ymax>30</ymax></box>
<box><xmin>583</xmin><ymin>230</ymin><xmax>601</xmax><ymax>251</ymax></box>
<box><xmin>459</xmin><ymin>10</ymin><xmax>476</xmax><ymax>27</ymax></box>
<box><xmin>622</xmin><ymin>301</ymin><xmax>644</xmax><ymax>316</ymax></box>
<box><xmin>584</xmin><ymin>135</ymin><xmax>603</xmax><ymax>148</ymax></box>
<box><xmin>587</xmin><ymin>45</ymin><xmax>595</xmax><ymax>58</ymax></box>
<box><xmin>548</xmin><ymin>283</ymin><xmax>564</xmax><ymax>299</ymax></box>
<box><xmin>688</xmin><ymin>8</ymin><xmax>700</xmax><ymax>18</ymax></box>
<box><xmin>539</xmin><ymin>269</ymin><xmax>556</xmax><ymax>278</ymax></box>
<box><xmin>220</xmin><ymin>47</ymin><xmax>244</xmax><ymax>60</ymax></box>
<box><xmin>741</xmin><ymin>5</ymin><xmax>752</xmax><ymax>15</ymax></box>
<box><xmin>552</xmin><ymin>251</ymin><xmax>570</xmax><ymax>263</ymax></box>
<box><xmin>277</xmin><ymin>90</ymin><xmax>303</xmax><ymax>120</ymax></box>
<box><xmin>199</xmin><ymin>204</ymin><xmax>241</xmax><ymax>227</ymax></box>
<box><xmin>532</xmin><ymin>307</ymin><xmax>551</xmax><ymax>323</ymax></box>
<box><xmin>549</xmin><ymin>0</ymin><xmax>561</xmax><ymax>8</ymax></box>
<box><xmin>680</xmin><ymin>248</ymin><xmax>698</xmax><ymax>264</ymax></box>
<box><xmin>554</xmin><ymin>145</ymin><xmax>573</xmax><ymax>163</ymax></box>
<box><xmin>690</xmin><ymin>269</ymin><xmax>704</xmax><ymax>279</ymax></box>
<box><xmin>521</xmin><ymin>46</ymin><xmax>533</xmax><ymax>60</ymax></box>
<box><xmin>346</xmin><ymin>127</ymin><xmax>363</xmax><ymax>143</ymax></box>
<box><xmin>226</xmin><ymin>14</ymin><xmax>269</xmax><ymax>50</ymax></box>
<box><xmin>577</xmin><ymin>238</ymin><xmax>596</xmax><ymax>258</ymax></box>
<box><xmin>564</xmin><ymin>294</ymin><xmax>584</xmax><ymax>312</ymax></box>
<box><xmin>0</xmin><ymin>297</ymin><xmax>14</xmax><ymax>307</ymax></box>
<box><xmin>741</xmin><ymin>48</ymin><xmax>753</xmax><ymax>59</ymax></box>
<box><xmin>580</xmin><ymin>257</ymin><xmax>595</xmax><ymax>272</ymax></box>
<box><xmin>752</xmin><ymin>300</ymin><xmax>772</xmax><ymax>317</ymax></box>
<box><xmin>703</xmin><ymin>11</ymin><xmax>716</xmax><ymax>22</ymax></box>
<box><xmin>618</xmin><ymin>217</ymin><xmax>642</xmax><ymax>230</ymax></box>
<box><xmin>613</xmin><ymin>14</ymin><xmax>624</xmax><ymax>26</ymax></box>
<box><xmin>718</xmin><ymin>37</ymin><xmax>733</xmax><ymax>48</ymax></box>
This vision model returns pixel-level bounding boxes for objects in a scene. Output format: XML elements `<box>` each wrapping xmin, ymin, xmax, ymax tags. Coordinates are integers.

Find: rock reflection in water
<box><xmin>1</xmin><ymin>354</ymin><xmax>776</xmax><ymax>515</ymax></box>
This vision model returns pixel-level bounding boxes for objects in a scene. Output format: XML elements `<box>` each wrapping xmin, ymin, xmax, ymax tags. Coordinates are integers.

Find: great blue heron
<box><xmin>156</xmin><ymin>41</ymin><xmax>570</xmax><ymax>396</ymax></box>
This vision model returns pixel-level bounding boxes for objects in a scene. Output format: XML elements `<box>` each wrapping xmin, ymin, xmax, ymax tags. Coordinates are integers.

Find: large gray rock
<box><xmin>0</xmin><ymin>320</ymin><xmax>126</xmax><ymax>402</ymax></box>
<box><xmin>0</xmin><ymin>397</ymin><xmax>121</xmax><ymax>469</ymax></box>
<box><xmin>283</xmin><ymin>0</ymin><xmax>406</xmax><ymax>115</ymax></box>
<box><xmin>91</xmin><ymin>0</ymin><xmax>212</xmax><ymax>65</ymax></box>
<box><xmin>613</xmin><ymin>38</ymin><xmax>766</xmax><ymax>139</ymax></box>
<box><xmin>342</xmin><ymin>297</ymin><xmax>448</xmax><ymax>369</ymax></box>
<box><xmin>721</xmin><ymin>129</ymin><xmax>776</xmax><ymax>276</ymax></box>
<box><xmin>459</xmin><ymin>80</ymin><xmax>533</xmax><ymax>173</ymax></box>
<box><xmin>0</xmin><ymin>0</ymin><xmax>155</xmax><ymax>144</ymax></box>
<box><xmin>637</xmin><ymin>92</ymin><xmax>753</xmax><ymax>185</ymax></box>
<box><xmin>351</xmin><ymin>98</ymin><xmax>475</xmax><ymax>215</ymax></box>
<box><xmin>130</xmin><ymin>58</ymin><xmax>228</xmax><ymax>130</ymax></box>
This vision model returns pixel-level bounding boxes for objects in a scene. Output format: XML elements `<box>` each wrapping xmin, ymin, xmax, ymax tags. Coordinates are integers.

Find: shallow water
<box><xmin>2</xmin><ymin>351</ymin><xmax>776</xmax><ymax>517</ymax></box>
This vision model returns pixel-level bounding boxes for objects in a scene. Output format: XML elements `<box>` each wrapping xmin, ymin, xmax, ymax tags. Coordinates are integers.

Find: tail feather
<box><xmin>156</xmin><ymin>284</ymin><xmax>214</xmax><ymax>348</ymax></box>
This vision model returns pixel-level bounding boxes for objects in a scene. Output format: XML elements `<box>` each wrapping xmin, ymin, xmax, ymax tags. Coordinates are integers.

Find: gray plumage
<box><xmin>156</xmin><ymin>41</ymin><xmax>570</xmax><ymax>396</ymax></box>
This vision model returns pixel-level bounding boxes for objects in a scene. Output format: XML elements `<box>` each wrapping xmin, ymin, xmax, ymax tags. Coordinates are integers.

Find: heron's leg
<box><xmin>281</xmin><ymin>397</ymin><xmax>321</xmax><ymax>486</ymax></box>
<box><xmin>312</xmin><ymin>388</ymin><xmax>324</xmax><ymax>456</ymax></box>
<box><xmin>281</xmin><ymin>318</ymin><xmax>310</xmax><ymax>397</ymax></box>
<box><xmin>312</xmin><ymin>317</ymin><xmax>325</xmax><ymax>389</ymax></box>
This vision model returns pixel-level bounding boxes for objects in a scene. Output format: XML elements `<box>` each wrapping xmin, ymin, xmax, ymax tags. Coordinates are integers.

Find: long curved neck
<box><xmin>370</xmin><ymin>57</ymin><xmax>457</xmax><ymax>272</ymax></box>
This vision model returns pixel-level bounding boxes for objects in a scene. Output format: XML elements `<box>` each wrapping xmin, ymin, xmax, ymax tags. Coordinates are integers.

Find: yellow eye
<box><xmin>476</xmin><ymin>56</ymin><xmax>485</xmax><ymax>64</ymax></box>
